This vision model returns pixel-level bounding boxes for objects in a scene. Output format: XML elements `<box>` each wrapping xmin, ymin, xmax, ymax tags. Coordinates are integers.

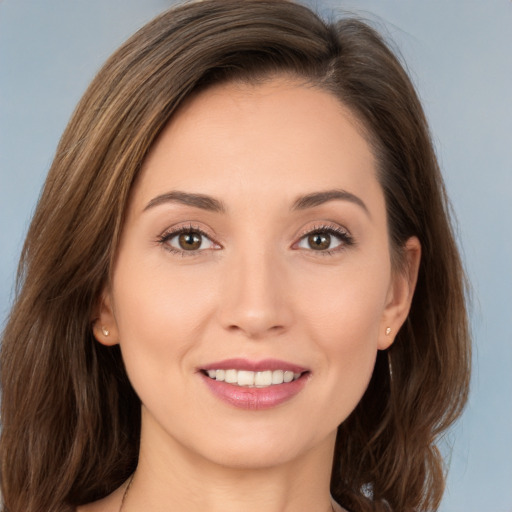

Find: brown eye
<box><xmin>161</xmin><ymin>228</ymin><xmax>219</xmax><ymax>254</ymax></box>
<box><xmin>308</xmin><ymin>233</ymin><xmax>331</xmax><ymax>250</ymax></box>
<box><xmin>178</xmin><ymin>232</ymin><xmax>202</xmax><ymax>250</ymax></box>
<box><xmin>296</xmin><ymin>227</ymin><xmax>350</xmax><ymax>253</ymax></box>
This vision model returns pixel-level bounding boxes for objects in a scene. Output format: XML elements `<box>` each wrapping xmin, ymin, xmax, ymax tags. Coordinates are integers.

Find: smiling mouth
<box><xmin>202</xmin><ymin>369</ymin><xmax>306</xmax><ymax>388</ymax></box>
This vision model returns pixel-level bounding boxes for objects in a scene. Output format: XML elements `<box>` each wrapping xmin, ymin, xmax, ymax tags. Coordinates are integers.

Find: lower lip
<box><xmin>200</xmin><ymin>373</ymin><xmax>309</xmax><ymax>410</ymax></box>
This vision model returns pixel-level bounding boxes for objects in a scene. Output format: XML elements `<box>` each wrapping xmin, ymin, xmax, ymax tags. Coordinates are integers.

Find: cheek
<box><xmin>109</xmin><ymin>259</ymin><xmax>223</xmax><ymax>433</ymax></box>
<box><xmin>110</xmin><ymin>254</ymin><xmax>218</xmax><ymax>383</ymax></box>
<box><xmin>296</xmin><ymin>261</ymin><xmax>389</xmax><ymax>410</ymax></box>
<box><xmin>298</xmin><ymin>257</ymin><xmax>389</xmax><ymax>343</ymax></box>
<box><xmin>114</xmin><ymin>252</ymin><xmax>215</xmax><ymax>333</ymax></box>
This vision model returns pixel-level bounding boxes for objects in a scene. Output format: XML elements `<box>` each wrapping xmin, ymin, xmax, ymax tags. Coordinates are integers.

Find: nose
<box><xmin>217</xmin><ymin>247</ymin><xmax>292</xmax><ymax>340</ymax></box>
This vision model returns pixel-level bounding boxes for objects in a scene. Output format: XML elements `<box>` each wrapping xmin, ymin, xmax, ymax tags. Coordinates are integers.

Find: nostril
<box><xmin>226</xmin><ymin>322</ymin><xmax>286</xmax><ymax>339</ymax></box>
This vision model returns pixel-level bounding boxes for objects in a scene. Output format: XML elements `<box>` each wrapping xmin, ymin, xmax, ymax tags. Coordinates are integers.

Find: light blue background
<box><xmin>1</xmin><ymin>1</ymin><xmax>511</xmax><ymax>511</ymax></box>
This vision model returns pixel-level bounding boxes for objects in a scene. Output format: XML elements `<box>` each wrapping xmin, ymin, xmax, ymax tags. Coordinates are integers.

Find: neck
<box><xmin>124</xmin><ymin>411</ymin><xmax>339</xmax><ymax>512</ymax></box>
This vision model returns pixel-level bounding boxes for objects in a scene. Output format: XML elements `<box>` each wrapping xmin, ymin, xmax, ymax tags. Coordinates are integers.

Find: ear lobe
<box><xmin>91</xmin><ymin>289</ymin><xmax>119</xmax><ymax>346</ymax></box>
<box><xmin>378</xmin><ymin>236</ymin><xmax>421</xmax><ymax>350</ymax></box>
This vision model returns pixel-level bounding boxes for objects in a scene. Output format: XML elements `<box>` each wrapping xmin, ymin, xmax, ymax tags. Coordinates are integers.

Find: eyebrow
<box><xmin>143</xmin><ymin>191</ymin><xmax>226</xmax><ymax>213</ymax></box>
<box><xmin>292</xmin><ymin>189</ymin><xmax>370</xmax><ymax>216</ymax></box>
<box><xmin>143</xmin><ymin>188</ymin><xmax>369</xmax><ymax>216</ymax></box>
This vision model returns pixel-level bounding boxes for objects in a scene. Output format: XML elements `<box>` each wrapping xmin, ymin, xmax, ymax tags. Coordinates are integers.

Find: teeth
<box><xmin>205</xmin><ymin>369</ymin><xmax>303</xmax><ymax>387</ymax></box>
<box><xmin>272</xmin><ymin>369</ymin><xmax>284</xmax><ymax>384</ymax></box>
<box><xmin>254</xmin><ymin>370</ymin><xmax>272</xmax><ymax>387</ymax></box>
<box><xmin>225</xmin><ymin>369</ymin><xmax>237</xmax><ymax>384</ymax></box>
<box><xmin>238</xmin><ymin>370</ymin><xmax>255</xmax><ymax>387</ymax></box>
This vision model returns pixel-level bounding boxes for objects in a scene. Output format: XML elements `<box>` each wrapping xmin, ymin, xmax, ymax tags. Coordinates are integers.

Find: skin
<box><xmin>85</xmin><ymin>78</ymin><xmax>420</xmax><ymax>512</ymax></box>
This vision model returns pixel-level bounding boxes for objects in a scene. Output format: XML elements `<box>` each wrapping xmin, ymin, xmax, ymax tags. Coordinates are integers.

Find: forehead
<box><xmin>133</xmin><ymin>78</ymin><xmax>382</xmax><ymax>214</ymax></box>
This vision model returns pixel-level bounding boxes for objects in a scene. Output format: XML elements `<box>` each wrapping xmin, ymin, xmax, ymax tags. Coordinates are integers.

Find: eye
<box><xmin>295</xmin><ymin>225</ymin><xmax>353</xmax><ymax>253</ymax></box>
<box><xmin>158</xmin><ymin>226</ymin><xmax>219</xmax><ymax>254</ymax></box>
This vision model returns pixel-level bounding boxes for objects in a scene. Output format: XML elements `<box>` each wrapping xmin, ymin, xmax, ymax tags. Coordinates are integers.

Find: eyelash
<box><xmin>157</xmin><ymin>224</ymin><xmax>219</xmax><ymax>257</ymax></box>
<box><xmin>156</xmin><ymin>223</ymin><xmax>354</xmax><ymax>257</ymax></box>
<box><xmin>294</xmin><ymin>224</ymin><xmax>354</xmax><ymax>256</ymax></box>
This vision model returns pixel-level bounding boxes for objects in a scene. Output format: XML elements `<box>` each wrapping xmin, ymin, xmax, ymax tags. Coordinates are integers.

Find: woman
<box><xmin>0</xmin><ymin>1</ymin><xmax>471</xmax><ymax>511</ymax></box>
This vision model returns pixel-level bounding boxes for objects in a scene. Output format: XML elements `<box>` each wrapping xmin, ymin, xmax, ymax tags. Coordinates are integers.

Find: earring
<box><xmin>101</xmin><ymin>327</ymin><xmax>110</xmax><ymax>336</ymax></box>
<box><xmin>385</xmin><ymin>327</ymin><xmax>391</xmax><ymax>336</ymax></box>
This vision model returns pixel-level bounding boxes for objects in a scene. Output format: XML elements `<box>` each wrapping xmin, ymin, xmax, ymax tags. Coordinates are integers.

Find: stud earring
<box><xmin>101</xmin><ymin>327</ymin><xmax>110</xmax><ymax>336</ymax></box>
<box><xmin>385</xmin><ymin>327</ymin><xmax>391</xmax><ymax>336</ymax></box>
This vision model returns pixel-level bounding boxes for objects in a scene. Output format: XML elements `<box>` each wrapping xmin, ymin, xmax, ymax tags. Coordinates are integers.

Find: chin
<box><xmin>183</xmin><ymin>420</ymin><xmax>336</xmax><ymax>471</ymax></box>
<box><xmin>201</xmin><ymin>442</ymin><xmax>307</xmax><ymax>470</ymax></box>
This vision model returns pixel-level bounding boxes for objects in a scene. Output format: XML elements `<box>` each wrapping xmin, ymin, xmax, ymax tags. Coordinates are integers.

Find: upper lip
<box><xmin>200</xmin><ymin>358</ymin><xmax>308</xmax><ymax>374</ymax></box>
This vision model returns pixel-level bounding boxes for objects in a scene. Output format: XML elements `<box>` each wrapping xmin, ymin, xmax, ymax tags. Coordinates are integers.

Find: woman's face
<box><xmin>96</xmin><ymin>78</ymin><xmax>418</xmax><ymax>469</ymax></box>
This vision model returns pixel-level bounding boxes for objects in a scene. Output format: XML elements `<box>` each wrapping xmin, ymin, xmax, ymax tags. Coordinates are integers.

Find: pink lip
<box><xmin>201</xmin><ymin>358</ymin><xmax>308</xmax><ymax>374</ymax></box>
<box><xmin>201</xmin><ymin>374</ymin><xmax>308</xmax><ymax>410</ymax></box>
<box><xmin>198</xmin><ymin>358</ymin><xmax>310</xmax><ymax>410</ymax></box>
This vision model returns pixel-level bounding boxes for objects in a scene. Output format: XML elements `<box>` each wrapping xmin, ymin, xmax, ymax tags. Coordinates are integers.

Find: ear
<box><xmin>378</xmin><ymin>236</ymin><xmax>421</xmax><ymax>350</ymax></box>
<box><xmin>91</xmin><ymin>289</ymin><xmax>119</xmax><ymax>346</ymax></box>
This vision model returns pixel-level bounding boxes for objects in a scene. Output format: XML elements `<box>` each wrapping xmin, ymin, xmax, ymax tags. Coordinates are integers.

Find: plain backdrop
<box><xmin>1</xmin><ymin>1</ymin><xmax>511</xmax><ymax>511</ymax></box>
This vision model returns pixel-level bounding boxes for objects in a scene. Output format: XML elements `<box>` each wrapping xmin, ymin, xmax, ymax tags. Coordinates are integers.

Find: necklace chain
<box><xmin>118</xmin><ymin>474</ymin><xmax>336</xmax><ymax>512</ymax></box>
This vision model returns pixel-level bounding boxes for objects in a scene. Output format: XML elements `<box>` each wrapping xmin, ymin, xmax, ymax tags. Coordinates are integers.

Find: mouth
<box><xmin>198</xmin><ymin>358</ymin><xmax>310</xmax><ymax>410</ymax></box>
<box><xmin>201</xmin><ymin>368</ymin><xmax>305</xmax><ymax>388</ymax></box>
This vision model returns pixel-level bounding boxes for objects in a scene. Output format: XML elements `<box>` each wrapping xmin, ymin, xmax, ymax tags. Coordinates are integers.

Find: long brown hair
<box><xmin>0</xmin><ymin>1</ymin><xmax>471</xmax><ymax>511</ymax></box>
